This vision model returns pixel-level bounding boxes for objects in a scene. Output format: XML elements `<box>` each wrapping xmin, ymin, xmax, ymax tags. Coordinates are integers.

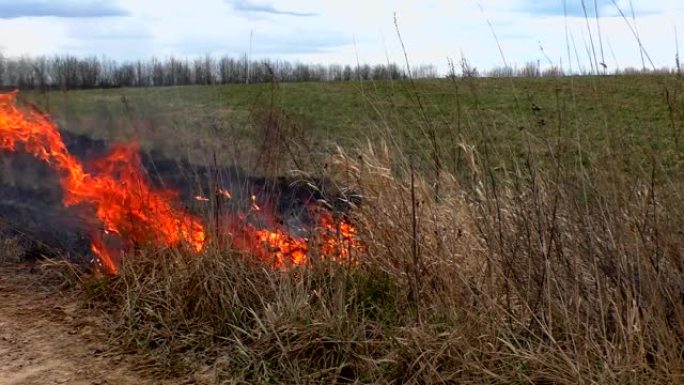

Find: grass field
<box><xmin>14</xmin><ymin>74</ymin><xmax>684</xmax><ymax>383</ymax></box>
<box><xmin>25</xmin><ymin>75</ymin><xmax>684</xmax><ymax>174</ymax></box>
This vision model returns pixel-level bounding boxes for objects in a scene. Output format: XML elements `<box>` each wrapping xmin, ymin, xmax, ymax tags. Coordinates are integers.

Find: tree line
<box><xmin>0</xmin><ymin>54</ymin><xmax>440</xmax><ymax>90</ymax></box>
<box><xmin>482</xmin><ymin>61</ymin><xmax>680</xmax><ymax>78</ymax></box>
<box><xmin>4</xmin><ymin>53</ymin><xmax>674</xmax><ymax>90</ymax></box>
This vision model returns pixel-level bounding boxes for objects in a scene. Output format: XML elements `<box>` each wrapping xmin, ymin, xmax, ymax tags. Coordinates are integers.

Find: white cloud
<box><xmin>226</xmin><ymin>0</ymin><xmax>316</xmax><ymax>17</ymax></box>
<box><xmin>0</xmin><ymin>17</ymin><xmax>66</xmax><ymax>56</ymax></box>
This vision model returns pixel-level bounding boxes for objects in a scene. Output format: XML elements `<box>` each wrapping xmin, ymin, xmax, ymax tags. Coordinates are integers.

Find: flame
<box><xmin>250</xmin><ymin>194</ymin><xmax>261</xmax><ymax>211</ymax></box>
<box><xmin>195</xmin><ymin>188</ymin><xmax>231</xmax><ymax>202</ymax></box>
<box><xmin>227</xmin><ymin>207</ymin><xmax>362</xmax><ymax>268</ymax></box>
<box><xmin>255</xmin><ymin>228</ymin><xmax>308</xmax><ymax>266</ymax></box>
<box><xmin>317</xmin><ymin>210</ymin><xmax>362</xmax><ymax>261</ymax></box>
<box><xmin>0</xmin><ymin>92</ymin><xmax>205</xmax><ymax>274</ymax></box>
<box><xmin>0</xmin><ymin>91</ymin><xmax>361</xmax><ymax>273</ymax></box>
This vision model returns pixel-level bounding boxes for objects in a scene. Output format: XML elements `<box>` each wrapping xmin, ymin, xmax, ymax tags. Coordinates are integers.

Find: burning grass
<box><xmin>98</xmin><ymin>141</ymin><xmax>684</xmax><ymax>384</ymax></box>
<box><xmin>4</xmin><ymin>74</ymin><xmax>684</xmax><ymax>383</ymax></box>
<box><xmin>0</xmin><ymin>92</ymin><xmax>362</xmax><ymax>274</ymax></box>
<box><xmin>0</xmin><ymin>91</ymin><xmax>205</xmax><ymax>272</ymax></box>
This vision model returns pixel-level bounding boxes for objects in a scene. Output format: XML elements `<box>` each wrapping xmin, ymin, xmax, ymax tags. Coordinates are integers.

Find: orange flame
<box><xmin>0</xmin><ymin>92</ymin><xmax>205</xmax><ymax>274</ymax></box>
<box><xmin>250</xmin><ymin>194</ymin><xmax>261</xmax><ymax>211</ymax></box>
<box><xmin>0</xmin><ymin>91</ymin><xmax>361</xmax><ymax>273</ymax></box>
<box><xmin>317</xmin><ymin>210</ymin><xmax>362</xmax><ymax>261</ymax></box>
<box><xmin>217</xmin><ymin>188</ymin><xmax>232</xmax><ymax>199</ymax></box>
<box><xmin>227</xmin><ymin>208</ymin><xmax>362</xmax><ymax>268</ymax></box>
<box><xmin>194</xmin><ymin>188</ymin><xmax>231</xmax><ymax>202</ymax></box>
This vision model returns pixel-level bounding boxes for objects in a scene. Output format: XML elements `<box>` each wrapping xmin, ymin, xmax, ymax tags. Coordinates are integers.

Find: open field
<box><xmin>3</xmin><ymin>74</ymin><xmax>684</xmax><ymax>383</ymax></box>
<box><xmin>23</xmin><ymin>75</ymin><xmax>684</xmax><ymax>175</ymax></box>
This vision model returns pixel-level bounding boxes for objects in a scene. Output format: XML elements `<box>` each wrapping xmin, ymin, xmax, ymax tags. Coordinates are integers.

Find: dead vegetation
<box><xmin>98</xmin><ymin>132</ymin><xmax>684</xmax><ymax>383</ymax></box>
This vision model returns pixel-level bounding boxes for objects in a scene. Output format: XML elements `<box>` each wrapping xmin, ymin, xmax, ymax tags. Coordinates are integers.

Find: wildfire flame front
<box><xmin>0</xmin><ymin>92</ymin><xmax>206</xmax><ymax>273</ymax></box>
<box><xmin>0</xmin><ymin>91</ymin><xmax>362</xmax><ymax>274</ymax></box>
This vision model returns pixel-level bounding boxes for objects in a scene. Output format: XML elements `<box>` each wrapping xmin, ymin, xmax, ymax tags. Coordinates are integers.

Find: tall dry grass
<box><xmin>95</xmin><ymin>16</ymin><xmax>684</xmax><ymax>378</ymax></box>
<box><xmin>100</xmin><ymin>126</ymin><xmax>684</xmax><ymax>383</ymax></box>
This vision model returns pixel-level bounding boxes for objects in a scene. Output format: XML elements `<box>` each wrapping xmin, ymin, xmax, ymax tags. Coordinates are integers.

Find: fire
<box><xmin>0</xmin><ymin>91</ymin><xmax>205</xmax><ymax>274</ymax></box>
<box><xmin>250</xmin><ymin>194</ymin><xmax>261</xmax><ymax>211</ymax></box>
<box><xmin>255</xmin><ymin>228</ymin><xmax>308</xmax><ymax>266</ymax></box>
<box><xmin>0</xmin><ymin>91</ymin><xmax>362</xmax><ymax>273</ymax></box>
<box><xmin>316</xmin><ymin>210</ymin><xmax>361</xmax><ymax>260</ymax></box>
<box><xmin>228</xmin><ymin>213</ymin><xmax>361</xmax><ymax>268</ymax></box>
<box><xmin>217</xmin><ymin>188</ymin><xmax>232</xmax><ymax>199</ymax></box>
<box><xmin>194</xmin><ymin>188</ymin><xmax>231</xmax><ymax>202</ymax></box>
<box><xmin>233</xmin><ymin>195</ymin><xmax>361</xmax><ymax>268</ymax></box>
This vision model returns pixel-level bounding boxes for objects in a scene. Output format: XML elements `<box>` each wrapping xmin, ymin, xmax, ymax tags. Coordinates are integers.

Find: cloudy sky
<box><xmin>0</xmin><ymin>0</ymin><xmax>682</xmax><ymax>73</ymax></box>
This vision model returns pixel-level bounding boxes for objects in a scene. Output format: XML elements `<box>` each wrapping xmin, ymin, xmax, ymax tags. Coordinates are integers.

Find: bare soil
<box><xmin>0</xmin><ymin>263</ymin><xmax>203</xmax><ymax>385</ymax></box>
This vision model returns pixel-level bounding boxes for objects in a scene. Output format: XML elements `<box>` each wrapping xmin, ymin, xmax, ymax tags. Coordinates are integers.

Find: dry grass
<box><xmin>96</xmin><ymin>131</ymin><xmax>684</xmax><ymax>383</ymax></box>
<box><xmin>0</xmin><ymin>235</ymin><xmax>22</xmax><ymax>263</ymax></box>
<box><xmin>31</xmin><ymin>43</ymin><xmax>681</xmax><ymax>382</ymax></box>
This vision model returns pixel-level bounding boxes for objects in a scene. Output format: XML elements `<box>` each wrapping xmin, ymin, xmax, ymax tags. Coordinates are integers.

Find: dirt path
<box><xmin>0</xmin><ymin>263</ymin><xmax>197</xmax><ymax>385</ymax></box>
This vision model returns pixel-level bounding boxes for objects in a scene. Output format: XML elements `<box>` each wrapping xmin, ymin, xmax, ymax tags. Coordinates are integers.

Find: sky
<box><xmin>0</xmin><ymin>0</ymin><xmax>682</xmax><ymax>73</ymax></box>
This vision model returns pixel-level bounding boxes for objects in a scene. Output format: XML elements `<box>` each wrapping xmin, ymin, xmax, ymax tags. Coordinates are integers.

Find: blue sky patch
<box><xmin>0</xmin><ymin>0</ymin><xmax>128</xmax><ymax>19</ymax></box>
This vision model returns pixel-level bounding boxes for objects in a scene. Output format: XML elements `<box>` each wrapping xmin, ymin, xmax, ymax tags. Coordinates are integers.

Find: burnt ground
<box><xmin>0</xmin><ymin>262</ymin><xmax>220</xmax><ymax>385</ymax></box>
<box><xmin>0</xmin><ymin>131</ymin><xmax>358</xmax><ymax>267</ymax></box>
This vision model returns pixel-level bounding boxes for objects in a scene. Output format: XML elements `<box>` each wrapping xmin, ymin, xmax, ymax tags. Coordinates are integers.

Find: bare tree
<box><xmin>0</xmin><ymin>54</ymin><xmax>439</xmax><ymax>90</ymax></box>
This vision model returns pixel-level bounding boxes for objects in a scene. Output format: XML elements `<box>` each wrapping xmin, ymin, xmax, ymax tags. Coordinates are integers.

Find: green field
<box><xmin>25</xmin><ymin>75</ymin><xmax>684</xmax><ymax>178</ymax></box>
